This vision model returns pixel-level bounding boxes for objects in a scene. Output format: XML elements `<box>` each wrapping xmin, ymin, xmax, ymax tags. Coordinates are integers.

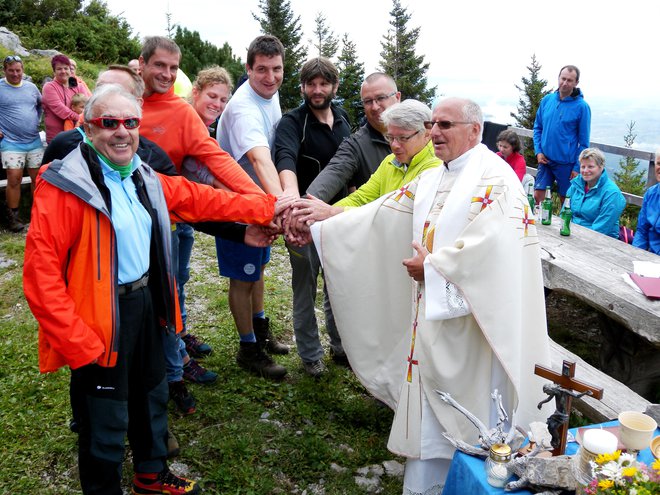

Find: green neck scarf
<box><xmin>85</xmin><ymin>138</ymin><xmax>133</xmax><ymax>179</ymax></box>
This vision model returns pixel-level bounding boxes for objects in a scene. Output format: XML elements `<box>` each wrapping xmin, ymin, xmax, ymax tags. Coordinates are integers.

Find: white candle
<box><xmin>583</xmin><ymin>429</ymin><xmax>618</xmax><ymax>454</ymax></box>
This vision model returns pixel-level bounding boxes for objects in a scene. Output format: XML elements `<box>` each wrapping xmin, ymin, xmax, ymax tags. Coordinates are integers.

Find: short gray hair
<box><xmin>381</xmin><ymin>99</ymin><xmax>431</xmax><ymax>132</ymax></box>
<box><xmin>84</xmin><ymin>84</ymin><xmax>142</xmax><ymax>122</ymax></box>
<box><xmin>579</xmin><ymin>147</ymin><xmax>605</xmax><ymax>168</ymax></box>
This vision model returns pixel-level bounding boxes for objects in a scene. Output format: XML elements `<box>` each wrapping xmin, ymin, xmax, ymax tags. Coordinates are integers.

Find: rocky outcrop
<box><xmin>0</xmin><ymin>27</ymin><xmax>30</xmax><ymax>56</ymax></box>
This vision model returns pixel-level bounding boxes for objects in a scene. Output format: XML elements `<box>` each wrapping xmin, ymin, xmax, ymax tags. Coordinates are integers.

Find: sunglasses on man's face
<box><xmin>423</xmin><ymin>120</ymin><xmax>472</xmax><ymax>130</ymax></box>
<box><xmin>88</xmin><ymin>117</ymin><xmax>141</xmax><ymax>130</ymax></box>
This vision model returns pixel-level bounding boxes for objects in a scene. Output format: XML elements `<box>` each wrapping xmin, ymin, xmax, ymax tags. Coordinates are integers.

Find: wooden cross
<box><xmin>534</xmin><ymin>360</ymin><xmax>604</xmax><ymax>455</ymax></box>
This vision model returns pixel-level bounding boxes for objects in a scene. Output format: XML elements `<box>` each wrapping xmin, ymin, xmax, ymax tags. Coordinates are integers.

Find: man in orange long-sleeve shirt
<box><xmin>137</xmin><ymin>37</ymin><xmax>271</xmax><ymax>413</ymax></box>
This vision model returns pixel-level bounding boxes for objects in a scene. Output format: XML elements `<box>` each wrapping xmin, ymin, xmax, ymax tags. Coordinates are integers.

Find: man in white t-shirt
<box><xmin>216</xmin><ymin>35</ymin><xmax>295</xmax><ymax>379</ymax></box>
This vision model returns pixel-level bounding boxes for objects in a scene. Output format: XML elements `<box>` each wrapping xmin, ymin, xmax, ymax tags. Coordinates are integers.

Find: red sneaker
<box><xmin>132</xmin><ymin>469</ymin><xmax>200</xmax><ymax>494</ymax></box>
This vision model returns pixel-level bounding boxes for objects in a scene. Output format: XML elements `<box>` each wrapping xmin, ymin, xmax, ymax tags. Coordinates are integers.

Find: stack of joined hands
<box><xmin>247</xmin><ymin>194</ymin><xmax>343</xmax><ymax>248</ymax></box>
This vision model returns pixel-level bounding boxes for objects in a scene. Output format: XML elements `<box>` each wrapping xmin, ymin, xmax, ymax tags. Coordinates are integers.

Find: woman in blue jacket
<box><xmin>565</xmin><ymin>148</ymin><xmax>626</xmax><ymax>238</ymax></box>
<box><xmin>633</xmin><ymin>153</ymin><xmax>660</xmax><ymax>254</ymax></box>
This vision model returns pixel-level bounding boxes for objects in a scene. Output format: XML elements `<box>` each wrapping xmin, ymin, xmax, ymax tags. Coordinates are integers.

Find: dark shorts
<box><xmin>535</xmin><ymin>162</ymin><xmax>574</xmax><ymax>196</ymax></box>
<box><xmin>215</xmin><ymin>237</ymin><xmax>270</xmax><ymax>282</ymax></box>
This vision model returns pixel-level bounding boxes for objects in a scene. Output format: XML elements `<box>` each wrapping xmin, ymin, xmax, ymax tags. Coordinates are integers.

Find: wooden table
<box><xmin>535</xmin><ymin>219</ymin><xmax>660</xmax><ymax>398</ymax></box>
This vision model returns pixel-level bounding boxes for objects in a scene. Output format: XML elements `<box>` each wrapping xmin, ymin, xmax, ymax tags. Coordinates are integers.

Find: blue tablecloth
<box><xmin>442</xmin><ymin>421</ymin><xmax>659</xmax><ymax>495</ymax></box>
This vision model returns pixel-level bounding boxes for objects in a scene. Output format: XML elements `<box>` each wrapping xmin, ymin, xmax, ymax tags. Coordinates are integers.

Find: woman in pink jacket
<box><xmin>41</xmin><ymin>54</ymin><xmax>86</xmax><ymax>143</ymax></box>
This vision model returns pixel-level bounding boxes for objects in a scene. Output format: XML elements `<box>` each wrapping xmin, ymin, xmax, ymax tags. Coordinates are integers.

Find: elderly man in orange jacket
<box><xmin>23</xmin><ymin>84</ymin><xmax>289</xmax><ymax>495</ymax></box>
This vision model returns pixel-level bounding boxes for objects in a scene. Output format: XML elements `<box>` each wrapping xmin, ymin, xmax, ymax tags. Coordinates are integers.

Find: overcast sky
<box><xmin>104</xmin><ymin>0</ymin><xmax>660</xmax><ymax>135</ymax></box>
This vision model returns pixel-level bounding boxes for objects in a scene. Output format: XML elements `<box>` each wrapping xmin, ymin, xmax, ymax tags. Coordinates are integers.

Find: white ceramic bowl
<box><xmin>618</xmin><ymin>411</ymin><xmax>657</xmax><ymax>451</ymax></box>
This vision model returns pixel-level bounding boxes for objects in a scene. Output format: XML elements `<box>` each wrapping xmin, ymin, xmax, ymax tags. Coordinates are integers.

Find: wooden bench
<box><xmin>549</xmin><ymin>340</ymin><xmax>651</xmax><ymax>423</ymax></box>
<box><xmin>535</xmin><ymin>218</ymin><xmax>660</xmax><ymax>399</ymax></box>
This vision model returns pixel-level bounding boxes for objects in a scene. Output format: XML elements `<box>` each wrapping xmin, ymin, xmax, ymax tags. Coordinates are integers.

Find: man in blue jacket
<box><xmin>533</xmin><ymin>65</ymin><xmax>591</xmax><ymax>204</ymax></box>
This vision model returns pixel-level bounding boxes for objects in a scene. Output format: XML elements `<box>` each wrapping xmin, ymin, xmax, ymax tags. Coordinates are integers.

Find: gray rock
<box><xmin>356</xmin><ymin>464</ymin><xmax>384</xmax><ymax>477</ymax></box>
<box><xmin>329</xmin><ymin>462</ymin><xmax>347</xmax><ymax>473</ymax></box>
<box><xmin>302</xmin><ymin>482</ymin><xmax>325</xmax><ymax>495</ymax></box>
<box><xmin>644</xmin><ymin>404</ymin><xmax>660</xmax><ymax>424</ymax></box>
<box><xmin>382</xmin><ymin>459</ymin><xmax>405</xmax><ymax>477</ymax></box>
<box><xmin>354</xmin><ymin>475</ymin><xmax>382</xmax><ymax>493</ymax></box>
<box><xmin>0</xmin><ymin>257</ymin><xmax>16</xmax><ymax>269</ymax></box>
<box><xmin>30</xmin><ymin>49</ymin><xmax>61</xmax><ymax>58</ymax></box>
<box><xmin>0</xmin><ymin>27</ymin><xmax>30</xmax><ymax>56</ymax></box>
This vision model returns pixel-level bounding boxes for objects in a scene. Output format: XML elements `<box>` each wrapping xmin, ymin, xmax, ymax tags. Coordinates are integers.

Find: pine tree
<box><xmin>174</xmin><ymin>26</ymin><xmax>244</xmax><ymax>84</ymax></box>
<box><xmin>614</xmin><ymin>122</ymin><xmax>646</xmax><ymax>195</ymax></box>
<box><xmin>614</xmin><ymin>122</ymin><xmax>646</xmax><ymax>230</ymax></box>
<box><xmin>378</xmin><ymin>0</ymin><xmax>436</xmax><ymax>106</ymax></box>
<box><xmin>311</xmin><ymin>12</ymin><xmax>338</xmax><ymax>59</ymax></box>
<box><xmin>336</xmin><ymin>33</ymin><xmax>365</xmax><ymax>129</ymax></box>
<box><xmin>253</xmin><ymin>0</ymin><xmax>308</xmax><ymax>111</ymax></box>
<box><xmin>511</xmin><ymin>54</ymin><xmax>551</xmax><ymax>167</ymax></box>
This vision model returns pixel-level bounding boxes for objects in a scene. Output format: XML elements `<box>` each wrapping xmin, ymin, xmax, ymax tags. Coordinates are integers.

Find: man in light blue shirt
<box><xmin>0</xmin><ymin>55</ymin><xmax>43</xmax><ymax>232</ymax></box>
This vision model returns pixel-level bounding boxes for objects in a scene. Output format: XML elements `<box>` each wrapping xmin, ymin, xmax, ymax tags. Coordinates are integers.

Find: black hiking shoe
<box><xmin>236</xmin><ymin>341</ymin><xmax>287</xmax><ymax>379</ymax></box>
<box><xmin>168</xmin><ymin>380</ymin><xmax>196</xmax><ymax>415</ymax></box>
<box><xmin>253</xmin><ymin>317</ymin><xmax>289</xmax><ymax>355</ymax></box>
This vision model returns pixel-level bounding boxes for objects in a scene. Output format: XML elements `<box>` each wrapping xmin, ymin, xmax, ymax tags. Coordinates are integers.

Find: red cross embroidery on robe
<box><xmin>471</xmin><ymin>184</ymin><xmax>494</xmax><ymax>211</ymax></box>
<box><xmin>394</xmin><ymin>183</ymin><xmax>414</xmax><ymax>203</ymax></box>
<box><xmin>406</xmin><ymin>291</ymin><xmax>423</xmax><ymax>382</ymax></box>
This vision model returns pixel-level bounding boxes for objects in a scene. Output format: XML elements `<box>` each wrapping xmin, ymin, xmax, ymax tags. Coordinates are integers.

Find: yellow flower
<box><xmin>622</xmin><ymin>466</ymin><xmax>638</xmax><ymax>477</ymax></box>
<box><xmin>595</xmin><ymin>451</ymin><xmax>621</xmax><ymax>464</ymax></box>
<box><xmin>598</xmin><ymin>479</ymin><xmax>615</xmax><ymax>489</ymax></box>
<box><xmin>653</xmin><ymin>458</ymin><xmax>660</xmax><ymax>472</ymax></box>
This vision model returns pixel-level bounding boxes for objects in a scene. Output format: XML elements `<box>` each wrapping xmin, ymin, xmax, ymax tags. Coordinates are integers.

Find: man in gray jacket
<box><xmin>305</xmin><ymin>72</ymin><xmax>400</xmax><ymax>201</ymax></box>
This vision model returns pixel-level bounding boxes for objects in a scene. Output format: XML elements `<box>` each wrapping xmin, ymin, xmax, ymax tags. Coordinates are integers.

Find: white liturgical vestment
<box><xmin>312</xmin><ymin>144</ymin><xmax>551</xmax><ymax>462</ymax></box>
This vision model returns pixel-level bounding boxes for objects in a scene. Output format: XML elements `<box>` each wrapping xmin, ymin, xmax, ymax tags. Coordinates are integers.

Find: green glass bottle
<box><xmin>541</xmin><ymin>186</ymin><xmax>552</xmax><ymax>225</ymax></box>
<box><xmin>527</xmin><ymin>182</ymin><xmax>535</xmax><ymax>211</ymax></box>
<box><xmin>560</xmin><ymin>197</ymin><xmax>572</xmax><ymax>236</ymax></box>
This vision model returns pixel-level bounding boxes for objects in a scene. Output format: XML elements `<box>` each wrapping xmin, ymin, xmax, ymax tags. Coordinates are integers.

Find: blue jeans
<box><xmin>163</xmin><ymin>223</ymin><xmax>194</xmax><ymax>382</ymax></box>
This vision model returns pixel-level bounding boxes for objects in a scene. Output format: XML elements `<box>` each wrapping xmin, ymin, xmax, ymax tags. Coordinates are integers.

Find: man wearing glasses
<box><xmin>24</xmin><ymin>84</ymin><xmax>285</xmax><ymax>495</ymax></box>
<box><xmin>0</xmin><ymin>55</ymin><xmax>42</xmax><ymax>232</ymax></box>
<box><xmin>288</xmin><ymin>99</ymin><xmax>440</xmax><ymax>236</ymax></box>
<box><xmin>305</xmin><ymin>72</ymin><xmax>400</xmax><ymax>202</ymax></box>
<box><xmin>311</xmin><ymin>97</ymin><xmax>550</xmax><ymax>493</ymax></box>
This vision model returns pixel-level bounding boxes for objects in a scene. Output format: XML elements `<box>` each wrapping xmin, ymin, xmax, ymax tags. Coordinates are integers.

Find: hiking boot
<box><xmin>7</xmin><ymin>210</ymin><xmax>25</xmax><ymax>233</ymax></box>
<box><xmin>236</xmin><ymin>341</ymin><xmax>287</xmax><ymax>380</ymax></box>
<box><xmin>302</xmin><ymin>359</ymin><xmax>327</xmax><ymax>379</ymax></box>
<box><xmin>253</xmin><ymin>317</ymin><xmax>289</xmax><ymax>355</ymax></box>
<box><xmin>182</xmin><ymin>333</ymin><xmax>212</xmax><ymax>358</ymax></box>
<box><xmin>183</xmin><ymin>358</ymin><xmax>218</xmax><ymax>385</ymax></box>
<box><xmin>167</xmin><ymin>428</ymin><xmax>180</xmax><ymax>459</ymax></box>
<box><xmin>132</xmin><ymin>468</ymin><xmax>200</xmax><ymax>494</ymax></box>
<box><xmin>330</xmin><ymin>348</ymin><xmax>351</xmax><ymax>368</ymax></box>
<box><xmin>168</xmin><ymin>380</ymin><xmax>196</xmax><ymax>415</ymax></box>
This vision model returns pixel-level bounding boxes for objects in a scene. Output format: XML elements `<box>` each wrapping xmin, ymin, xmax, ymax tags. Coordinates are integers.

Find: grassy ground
<box><xmin>0</xmin><ymin>230</ymin><xmax>403</xmax><ymax>494</ymax></box>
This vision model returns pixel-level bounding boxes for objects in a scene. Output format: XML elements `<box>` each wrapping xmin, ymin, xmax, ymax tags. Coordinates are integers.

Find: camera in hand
<box><xmin>68</xmin><ymin>76</ymin><xmax>78</xmax><ymax>88</ymax></box>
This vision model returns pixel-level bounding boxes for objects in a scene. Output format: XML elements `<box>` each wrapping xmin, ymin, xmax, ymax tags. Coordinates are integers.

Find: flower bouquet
<box><xmin>583</xmin><ymin>450</ymin><xmax>660</xmax><ymax>494</ymax></box>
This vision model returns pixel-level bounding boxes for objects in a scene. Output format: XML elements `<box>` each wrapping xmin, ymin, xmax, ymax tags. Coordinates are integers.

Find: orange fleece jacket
<box><xmin>141</xmin><ymin>88</ymin><xmax>264</xmax><ymax>196</ymax></box>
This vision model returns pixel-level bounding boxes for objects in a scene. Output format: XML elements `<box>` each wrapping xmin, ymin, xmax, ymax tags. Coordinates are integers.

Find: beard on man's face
<box><xmin>304</xmin><ymin>92</ymin><xmax>334</xmax><ymax>110</ymax></box>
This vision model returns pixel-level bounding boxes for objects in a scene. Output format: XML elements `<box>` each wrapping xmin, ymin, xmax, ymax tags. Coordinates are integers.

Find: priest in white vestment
<box><xmin>311</xmin><ymin>98</ymin><xmax>551</xmax><ymax>495</ymax></box>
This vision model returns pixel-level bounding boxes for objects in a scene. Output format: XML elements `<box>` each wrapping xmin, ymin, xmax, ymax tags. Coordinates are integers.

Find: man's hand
<box><xmin>244</xmin><ymin>224</ymin><xmax>280</xmax><ymax>247</ymax></box>
<box><xmin>290</xmin><ymin>195</ymin><xmax>344</xmax><ymax>225</ymax></box>
<box><xmin>402</xmin><ymin>241</ymin><xmax>429</xmax><ymax>282</ymax></box>
<box><xmin>570</xmin><ymin>170</ymin><xmax>579</xmax><ymax>179</ymax></box>
<box><xmin>536</xmin><ymin>153</ymin><xmax>549</xmax><ymax>165</ymax></box>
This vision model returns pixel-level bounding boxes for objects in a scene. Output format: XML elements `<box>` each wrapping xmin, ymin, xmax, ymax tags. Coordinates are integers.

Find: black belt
<box><xmin>117</xmin><ymin>273</ymin><xmax>149</xmax><ymax>296</ymax></box>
